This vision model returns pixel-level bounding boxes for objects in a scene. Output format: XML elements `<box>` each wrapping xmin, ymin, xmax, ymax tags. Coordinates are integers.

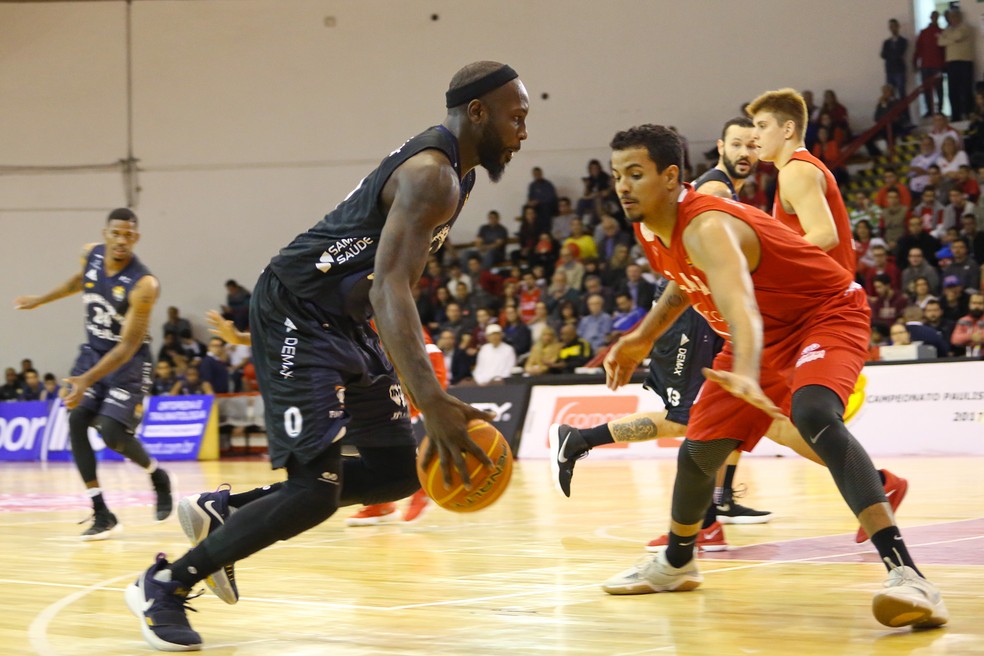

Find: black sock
<box><xmin>228</xmin><ymin>482</ymin><xmax>285</xmax><ymax>509</ymax></box>
<box><xmin>88</xmin><ymin>489</ymin><xmax>108</xmax><ymax>513</ymax></box>
<box><xmin>664</xmin><ymin>531</ymin><xmax>697</xmax><ymax>568</ymax></box>
<box><xmin>722</xmin><ymin>464</ymin><xmax>737</xmax><ymax>493</ymax></box>
<box><xmin>871</xmin><ymin>526</ymin><xmax>923</xmax><ymax>577</ymax></box>
<box><xmin>580</xmin><ymin>424</ymin><xmax>613</xmax><ymax>449</ymax></box>
<box><xmin>701</xmin><ymin>503</ymin><xmax>717</xmax><ymax>529</ymax></box>
<box><xmin>170</xmin><ymin>546</ymin><xmax>219</xmax><ymax>588</ymax></box>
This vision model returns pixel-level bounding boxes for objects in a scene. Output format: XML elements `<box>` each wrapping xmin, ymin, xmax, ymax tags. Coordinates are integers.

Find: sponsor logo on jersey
<box><xmin>108</xmin><ymin>388</ymin><xmax>131</xmax><ymax>402</ymax></box>
<box><xmin>85</xmin><ymin>269</ymin><xmax>98</xmax><ymax>281</ymax></box>
<box><xmin>796</xmin><ymin>345</ymin><xmax>827</xmax><ymax>367</ymax></box>
<box><xmin>284</xmin><ymin>317</ymin><xmax>297</xmax><ymax>333</ymax></box>
<box><xmin>280</xmin><ymin>335</ymin><xmax>299</xmax><ymax>378</ymax></box>
<box><xmin>315</xmin><ymin>237</ymin><xmax>374</xmax><ymax>273</ymax></box>
<box><xmin>430</xmin><ymin>224</ymin><xmax>451</xmax><ymax>252</ymax></box>
<box><xmin>335</xmin><ymin>386</ymin><xmax>345</xmax><ymax>406</ymax></box>
<box><xmin>112</xmin><ymin>285</ymin><xmax>126</xmax><ymax>302</ymax></box>
<box><xmin>389</xmin><ymin>384</ymin><xmax>407</xmax><ymax>408</ymax></box>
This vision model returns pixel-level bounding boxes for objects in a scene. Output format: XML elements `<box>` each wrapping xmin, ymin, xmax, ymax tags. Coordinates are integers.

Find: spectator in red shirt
<box><xmin>913</xmin><ymin>11</ymin><xmax>946</xmax><ymax>116</ymax></box>
<box><xmin>950</xmin><ymin>292</ymin><xmax>984</xmax><ymax>358</ymax></box>
<box><xmin>869</xmin><ymin>273</ymin><xmax>909</xmax><ymax>323</ymax></box>
<box><xmin>864</xmin><ymin>244</ymin><xmax>902</xmax><ymax>295</ymax></box>
<box><xmin>953</xmin><ymin>165</ymin><xmax>980</xmax><ymax>202</ymax></box>
<box><xmin>874</xmin><ymin>168</ymin><xmax>913</xmax><ymax>208</ymax></box>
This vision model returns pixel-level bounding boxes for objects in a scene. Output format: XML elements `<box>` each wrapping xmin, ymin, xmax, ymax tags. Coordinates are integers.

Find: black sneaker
<box><xmin>79</xmin><ymin>509</ymin><xmax>121</xmax><ymax>541</ymax></box>
<box><xmin>715</xmin><ymin>487</ymin><xmax>772</xmax><ymax>525</ymax></box>
<box><xmin>548</xmin><ymin>424</ymin><xmax>589</xmax><ymax>498</ymax></box>
<box><xmin>151</xmin><ymin>469</ymin><xmax>174</xmax><ymax>521</ymax></box>
<box><xmin>125</xmin><ymin>553</ymin><xmax>202</xmax><ymax>651</ymax></box>
<box><xmin>177</xmin><ymin>485</ymin><xmax>239</xmax><ymax>605</ymax></box>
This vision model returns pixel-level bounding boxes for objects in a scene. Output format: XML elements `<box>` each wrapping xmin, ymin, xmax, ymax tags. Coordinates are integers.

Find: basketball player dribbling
<box><xmin>597</xmin><ymin>125</ymin><xmax>946</xmax><ymax>630</ymax></box>
<box><xmin>14</xmin><ymin>208</ymin><xmax>174</xmax><ymax>539</ymax></box>
<box><xmin>124</xmin><ymin>61</ymin><xmax>529</xmax><ymax>651</ymax></box>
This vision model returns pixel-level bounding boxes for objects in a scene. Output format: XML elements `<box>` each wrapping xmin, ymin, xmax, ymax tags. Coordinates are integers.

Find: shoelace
<box><xmin>158</xmin><ymin>587</ymin><xmax>204</xmax><ymax>615</ymax></box>
<box><xmin>881</xmin><ymin>550</ymin><xmax>916</xmax><ymax>588</ymax></box>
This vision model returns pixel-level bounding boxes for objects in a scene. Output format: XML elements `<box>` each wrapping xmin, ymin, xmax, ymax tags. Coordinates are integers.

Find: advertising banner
<box><xmin>0</xmin><ymin>396</ymin><xmax>219</xmax><ymax>462</ymax></box>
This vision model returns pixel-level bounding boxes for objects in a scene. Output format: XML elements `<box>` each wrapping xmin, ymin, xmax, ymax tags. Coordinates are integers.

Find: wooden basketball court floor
<box><xmin>1</xmin><ymin>454</ymin><xmax>982</xmax><ymax>655</ymax></box>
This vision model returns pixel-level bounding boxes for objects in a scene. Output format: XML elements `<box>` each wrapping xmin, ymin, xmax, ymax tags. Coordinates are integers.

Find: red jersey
<box><xmin>635</xmin><ymin>187</ymin><xmax>856</xmax><ymax>347</ymax></box>
<box><xmin>773</xmin><ymin>148</ymin><xmax>856</xmax><ymax>275</ymax></box>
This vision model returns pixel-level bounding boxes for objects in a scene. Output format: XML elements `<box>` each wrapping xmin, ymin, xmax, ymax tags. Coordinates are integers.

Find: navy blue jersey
<box><xmin>270</xmin><ymin>125</ymin><xmax>475</xmax><ymax>320</ymax></box>
<box><xmin>80</xmin><ymin>244</ymin><xmax>153</xmax><ymax>354</ymax></box>
<box><xmin>691</xmin><ymin>167</ymin><xmax>738</xmax><ymax>200</ymax></box>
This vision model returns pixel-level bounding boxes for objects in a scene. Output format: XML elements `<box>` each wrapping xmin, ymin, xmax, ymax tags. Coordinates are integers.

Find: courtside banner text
<box><xmin>0</xmin><ymin>395</ymin><xmax>217</xmax><ymax>462</ymax></box>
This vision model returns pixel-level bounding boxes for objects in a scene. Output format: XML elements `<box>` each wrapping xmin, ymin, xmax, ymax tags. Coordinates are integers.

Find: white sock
<box><xmin>145</xmin><ymin>458</ymin><xmax>159</xmax><ymax>475</ymax></box>
<box><xmin>86</xmin><ymin>487</ymin><xmax>103</xmax><ymax>499</ymax></box>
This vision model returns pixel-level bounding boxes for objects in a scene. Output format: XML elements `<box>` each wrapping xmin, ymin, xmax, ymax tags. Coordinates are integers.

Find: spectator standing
<box><xmin>951</xmin><ymin>292</ymin><xmax>984</xmax><ymax>357</ymax></box>
<box><xmin>938</xmin><ymin>8</ymin><xmax>975</xmax><ymax>121</ymax></box>
<box><xmin>527</xmin><ymin>167</ymin><xmax>558</xmax><ymax>235</ymax></box>
<box><xmin>577</xmin><ymin>159</ymin><xmax>613</xmax><ymax>223</ymax></box>
<box><xmin>881</xmin><ymin>19</ymin><xmax>909</xmax><ymax>102</ymax></box>
<box><xmin>222</xmin><ymin>280</ymin><xmax>251</xmax><ymax>332</ymax></box>
<box><xmin>914</xmin><ymin>11</ymin><xmax>946</xmax><ymax>116</ymax></box>
<box><xmin>471</xmin><ymin>324</ymin><xmax>515</xmax><ymax>385</ymax></box>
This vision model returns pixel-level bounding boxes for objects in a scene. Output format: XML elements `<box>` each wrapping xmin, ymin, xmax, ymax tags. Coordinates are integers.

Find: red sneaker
<box><xmin>856</xmin><ymin>469</ymin><xmax>909</xmax><ymax>543</ymax></box>
<box><xmin>345</xmin><ymin>503</ymin><xmax>399</xmax><ymax>526</ymax></box>
<box><xmin>402</xmin><ymin>489</ymin><xmax>430</xmax><ymax>523</ymax></box>
<box><xmin>645</xmin><ymin>521</ymin><xmax>728</xmax><ymax>553</ymax></box>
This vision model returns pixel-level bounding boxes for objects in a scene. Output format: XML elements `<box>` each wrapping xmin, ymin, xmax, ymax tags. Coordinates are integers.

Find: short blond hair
<box><xmin>747</xmin><ymin>88</ymin><xmax>808</xmax><ymax>141</ymax></box>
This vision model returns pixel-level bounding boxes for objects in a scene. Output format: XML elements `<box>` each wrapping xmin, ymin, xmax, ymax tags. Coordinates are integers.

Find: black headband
<box><xmin>445</xmin><ymin>65</ymin><xmax>518</xmax><ymax>108</ymax></box>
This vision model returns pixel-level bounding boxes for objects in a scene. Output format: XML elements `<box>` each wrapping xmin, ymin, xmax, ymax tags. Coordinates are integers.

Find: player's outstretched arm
<box><xmin>63</xmin><ymin>275</ymin><xmax>159</xmax><ymax>408</ymax></box>
<box><xmin>779</xmin><ymin>162</ymin><xmax>839</xmax><ymax>252</ymax></box>
<box><xmin>683</xmin><ymin>212</ymin><xmax>783</xmax><ymax>420</ymax></box>
<box><xmin>370</xmin><ymin>152</ymin><xmax>493</xmax><ymax>486</ymax></box>
<box><xmin>206</xmin><ymin>309</ymin><xmax>251</xmax><ymax>346</ymax></box>
<box><xmin>604</xmin><ymin>280</ymin><xmax>689</xmax><ymax>390</ymax></box>
<box><xmin>14</xmin><ymin>244</ymin><xmax>96</xmax><ymax>310</ymax></box>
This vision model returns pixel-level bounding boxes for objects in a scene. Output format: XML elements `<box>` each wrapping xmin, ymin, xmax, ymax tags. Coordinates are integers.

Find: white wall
<box><xmin>0</xmin><ymin>0</ymin><xmax>918</xmax><ymax>373</ymax></box>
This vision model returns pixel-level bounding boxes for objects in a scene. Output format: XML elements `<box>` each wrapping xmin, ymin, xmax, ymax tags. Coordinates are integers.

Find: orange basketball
<box><xmin>416</xmin><ymin>419</ymin><xmax>513</xmax><ymax>512</ymax></box>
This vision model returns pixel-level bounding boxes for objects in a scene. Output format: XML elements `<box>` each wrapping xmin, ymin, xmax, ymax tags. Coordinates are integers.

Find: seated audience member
<box><xmin>198</xmin><ymin>337</ymin><xmax>231</xmax><ymax>394</ymax></box>
<box><xmin>907</xmin><ymin>136</ymin><xmax>939</xmax><ymax>195</ymax></box>
<box><xmin>577</xmin><ymin>294</ymin><xmax>614</xmax><ymax>352</ymax></box>
<box><xmin>928</xmin><ymin>113</ymin><xmax>961</xmax><ymax>152</ymax></box>
<box><xmin>909</xmin><ymin>275</ymin><xmax>941</xmax><ymax>309</ymax></box>
<box><xmin>518</xmin><ymin>272</ymin><xmax>544</xmax><ymax>323</ymax></box>
<box><xmin>222</xmin><ymin>280</ymin><xmax>252</xmax><ymax>331</ymax></box>
<box><xmin>937</xmin><ymin>135</ymin><xmax>970</xmax><ymax>183</ymax></box>
<box><xmin>603</xmin><ymin>243</ymin><xmax>632</xmax><ymax>288</ymax></box>
<box><xmin>902</xmin><ymin>304</ymin><xmax>949</xmax><ymax>356</ymax></box>
<box><xmin>445</xmin><ymin>260</ymin><xmax>471</xmax><ymax>296</ymax></box>
<box><xmin>854</xmin><ymin>219</ymin><xmax>887</xmax><ymax>275</ymax></box>
<box><xmin>959</xmin><ymin>214</ymin><xmax>984</xmax><ymax>264</ymax></box>
<box><xmin>557</xmin><ymin>324</ymin><xmax>593</xmax><ymax>373</ymax></box>
<box><xmin>470</xmin><ymin>307</ymin><xmax>498</xmax><ymax>348</ymax></box>
<box><xmin>953</xmin><ymin>165</ymin><xmax>980</xmax><ymax>202</ymax></box>
<box><xmin>615</xmin><ymin>263</ymin><xmax>656</xmax><ymax>309</ymax></box>
<box><xmin>913</xmin><ymin>186</ymin><xmax>945</xmax><ymax>233</ymax></box>
<box><xmin>902</xmin><ymin>246</ymin><xmax>941</xmax><ymax>294</ymax></box>
<box><xmin>471</xmin><ymin>324</ymin><xmax>516</xmax><ymax>385</ymax></box>
<box><xmin>819</xmin><ymin>89</ymin><xmax>850</xmax><ymax>132</ymax></box>
<box><xmin>594</xmin><ymin>215</ymin><xmax>633</xmax><ymax>262</ymax></box>
<box><xmin>514</xmin><ymin>205</ymin><xmax>540</xmax><ymax>266</ymax></box>
<box><xmin>551</xmin><ymin>299</ymin><xmax>581</xmax><ymax>334</ymax></box>
<box><xmin>180</xmin><ymin>328</ymin><xmax>207</xmax><ymax>365</ymax></box>
<box><xmin>472</xmin><ymin>210</ymin><xmax>509</xmax><ymax>268</ymax></box>
<box><xmin>950</xmin><ymin>292</ymin><xmax>984</xmax><ymax>357</ymax></box>
<box><xmin>556</xmin><ymin>245</ymin><xmax>586</xmax><ymax>292</ymax></box>
<box><xmin>869</xmin><ymin>273</ymin><xmax>908</xmax><ymax>323</ymax></box>
<box><xmin>527</xmin><ymin>300</ymin><xmax>551</xmax><ymax>344</ymax></box>
<box><xmin>545</xmin><ymin>270</ymin><xmax>580</xmax><ymax>315</ymax></box>
<box><xmin>449</xmin><ymin>333</ymin><xmax>477</xmax><ymax>385</ymax></box>
<box><xmin>849</xmin><ymin>192</ymin><xmax>879</xmax><ymax>232</ymax></box>
<box><xmin>942</xmin><ymin>238</ymin><xmax>981</xmax><ymax>291</ymax></box>
<box><xmin>579</xmin><ymin>275</ymin><xmax>615</xmax><ymax>314</ymax></box>
<box><xmin>874</xmin><ymin>168</ymin><xmax>912</xmax><ymax>209</ymax></box>
<box><xmin>868</xmin><ymin>323</ymin><xmax>889</xmax><ymax>362</ymax></box>
<box><xmin>419</xmin><ymin>257</ymin><xmax>446</xmax><ymax>302</ymax></box>
<box><xmin>40</xmin><ymin>373</ymin><xmax>60</xmax><ymax>401</ymax></box>
<box><xmin>941</xmin><ymin>188</ymin><xmax>975</xmax><ymax>239</ymax></box>
<box><xmin>17</xmin><ymin>369</ymin><xmax>44</xmax><ymax>401</ymax></box>
<box><xmin>563</xmin><ymin>218</ymin><xmax>598</xmax><ymax>262</ymax></box>
<box><xmin>896</xmin><ymin>216</ymin><xmax>942</xmax><ymax>267</ymax></box>
<box><xmin>436</xmin><ymin>330</ymin><xmax>456</xmax><ymax>378</ymax></box>
<box><xmin>926</xmin><ymin>163</ymin><xmax>950</xmax><ymax>198</ymax></box>
<box><xmin>610</xmin><ymin>292</ymin><xmax>647</xmax><ymax>340</ymax></box>
<box><xmin>940</xmin><ymin>275</ymin><xmax>971</xmax><ymax>323</ymax></box>
<box><xmin>162</xmin><ymin>306</ymin><xmax>192</xmax><ymax>341</ymax></box>
<box><xmin>551</xmin><ymin>197</ymin><xmax>578</xmax><ymax>242</ymax></box>
<box><xmin>0</xmin><ymin>368</ymin><xmax>22</xmax><ymax>401</ymax></box>
<box><xmin>450</xmin><ymin>280</ymin><xmax>482</xmax><ymax>318</ymax></box>
<box><xmin>151</xmin><ymin>360</ymin><xmax>178</xmax><ymax>396</ymax></box>
<box><xmin>171</xmin><ymin>366</ymin><xmax>214</xmax><ymax>396</ymax></box>
<box><xmin>811</xmin><ymin>126</ymin><xmax>848</xmax><ymax>184</ymax></box>
<box><xmin>863</xmin><ymin>244</ymin><xmax>902</xmax><ymax>294</ymax></box>
<box><xmin>888</xmin><ymin>322</ymin><xmax>913</xmax><ymax>347</ymax></box>
<box><xmin>428</xmin><ymin>286</ymin><xmax>452</xmax><ymax>333</ymax></box>
<box><xmin>878</xmin><ymin>188</ymin><xmax>910</xmax><ymax>250</ymax></box>
<box><xmin>923</xmin><ymin>299</ymin><xmax>956</xmax><ymax>349</ymax></box>
<box><xmin>524</xmin><ymin>326</ymin><xmax>563</xmax><ymax>376</ymax></box>
<box><xmin>157</xmin><ymin>332</ymin><xmax>186</xmax><ymax>370</ymax></box>
<box><xmin>439</xmin><ymin>302</ymin><xmax>475</xmax><ymax>341</ymax></box>
<box><xmin>501</xmin><ymin>305</ymin><xmax>532</xmax><ymax>358</ymax></box>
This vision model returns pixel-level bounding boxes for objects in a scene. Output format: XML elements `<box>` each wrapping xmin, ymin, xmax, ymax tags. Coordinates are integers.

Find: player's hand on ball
<box><xmin>421</xmin><ymin>396</ymin><xmax>495</xmax><ymax>487</ymax></box>
<box><xmin>604</xmin><ymin>332</ymin><xmax>651</xmax><ymax>390</ymax></box>
<box><xmin>701</xmin><ymin>368</ymin><xmax>785</xmax><ymax>420</ymax></box>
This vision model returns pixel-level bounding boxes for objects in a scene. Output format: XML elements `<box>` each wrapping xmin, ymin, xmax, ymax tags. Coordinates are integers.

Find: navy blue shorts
<box><xmin>250</xmin><ymin>270</ymin><xmax>415</xmax><ymax>469</ymax></box>
<box><xmin>643</xmin><ymin>308</ymin><xmax>723</xmax><ymax>425</ymax></box>
<box><xmin>71</xmin><ymin>343</ymin><xmax>152</xmax><ymax>430</ymax></box>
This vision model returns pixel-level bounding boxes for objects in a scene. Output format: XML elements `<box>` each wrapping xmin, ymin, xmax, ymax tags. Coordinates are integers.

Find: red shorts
<box><xmin>687</xmin><ymin>286</ymin><xmax>870</xmax><ymax>451</ymax></box>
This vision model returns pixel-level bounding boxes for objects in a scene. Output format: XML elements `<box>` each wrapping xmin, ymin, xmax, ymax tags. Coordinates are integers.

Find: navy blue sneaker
<box><xmin>125</xmin><ymin>553</ymin><xmax>202</xmax><ymax>651</ymax></box>
<box><xmin>177</xmin><ymin>485</ymin><xmax>238</xmax><ymax>604</ymax></box>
